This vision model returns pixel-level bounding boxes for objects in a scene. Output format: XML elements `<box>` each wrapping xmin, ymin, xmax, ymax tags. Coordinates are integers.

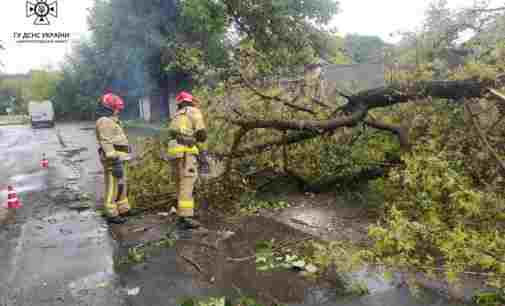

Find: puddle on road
<box><xmin>9</xmin><ymin>208</ymin><xmax>118</xmax><ymax>297</ymax></box>
<box><xmin>57</xmin><ymin>147</ymin><xmax>88</xmax><ymax>159</ymax></box>
<box><xmin>6</xmin><ymin>171</ymin><xmax>48</xmax><ymax>193</ymax></box>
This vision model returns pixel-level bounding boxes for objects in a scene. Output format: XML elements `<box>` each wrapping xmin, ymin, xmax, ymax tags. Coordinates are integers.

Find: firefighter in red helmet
<box><xmin>95</xmin><ymin>92</ymin><xmax>132</xmax><ymax>224</ymax></box>
<box><xmin>161</xmin><ymin>91</ymin><xmax>209</xmax><ymax>230</ymax></box>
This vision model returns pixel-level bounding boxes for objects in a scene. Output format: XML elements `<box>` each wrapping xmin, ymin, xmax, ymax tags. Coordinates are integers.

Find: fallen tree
<box><xmin>218</xmin><ymin>74</ymin><xmax>505</xmax><ymax>174</ymax></box>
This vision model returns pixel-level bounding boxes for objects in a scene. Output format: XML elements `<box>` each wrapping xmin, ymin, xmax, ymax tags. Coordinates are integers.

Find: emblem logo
<box><xmin>26</xmin><ymin>0</ymin><xmax>58</xmax><ymax>25</ymax></box>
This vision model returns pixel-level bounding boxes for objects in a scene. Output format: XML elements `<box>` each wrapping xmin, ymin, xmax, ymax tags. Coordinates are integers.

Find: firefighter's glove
<box><xmin>197</xmin><ymin>150</ymin><xmax>210</xmax><ymax>175</ymax></box>
<box><xmin>111</xmin><ymin>158</ymin><xmax>124</xmax><ymax>178</ymax></box>
<box><xmin>176</xmin><ymin>134</ymin><xmax>196</xmax><ymax>146</ymax></box>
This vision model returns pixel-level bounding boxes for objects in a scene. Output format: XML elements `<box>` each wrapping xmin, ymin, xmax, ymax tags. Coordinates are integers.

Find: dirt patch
<box><xmin>110</xmin><ymin>212</ymin><xmax>338</xmax><ymax>306</ymax></box>
<box><xmin>210</xmin><ymin>216</ymin><xmax>323</xmax><ymax>305</ymax></box>
<box><xmin>109</xmin><ymin>214</ymin><xmax>175</xmax><ymax>246</ymax></box>
<box><xmin>176</xmin><ymin>215</ymin><xmax>338</xmax><ymax>305</ymax></box>
<box><xmin>261</xmin><ymin>192</ymin><xmax>375</xmax><ymax>245</ymax></box>
<box><xmin>107</xmin><ymin>189</ymin><xmax>381</xmax><ymax>305</ymax></box>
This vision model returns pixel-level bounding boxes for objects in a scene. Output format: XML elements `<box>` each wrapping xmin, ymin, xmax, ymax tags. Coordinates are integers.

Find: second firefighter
<box><xmin>161</xmin><ymin>91</ymin><xmax>210</xmax><ymax>230</ymax></box>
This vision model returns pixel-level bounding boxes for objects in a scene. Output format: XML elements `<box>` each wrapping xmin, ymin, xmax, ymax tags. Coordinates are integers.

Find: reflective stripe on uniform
<box><xmin>104</xmin><ymin>169</ymin><xmax>119</xmax><ymax>217</ymax></box>
<box><xmin>167</xmin><ymin>145</ymin><xmax>199</xmax><ymax>156</ymax></box>
<box><xmin>178</xmin><ymin>200</ymin><xmax>194</xmax><ymax>209</ymax></box>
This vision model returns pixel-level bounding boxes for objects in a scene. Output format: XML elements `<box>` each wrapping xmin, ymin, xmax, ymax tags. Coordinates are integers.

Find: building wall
<box><xmin>322</xmin><ymin>62</ymin><xmax>386</xmax><ymax>98</ymax></box>
<box><xmin>138</xmin><ymin>97</ymin><xmax>151</xmax><ymax>122</ymax></box>
<box><xmin>149</xmin><ymin>95</ymin><xmax>162</xmax><ymax>122</ymax></box>
<box><xmin>273</xmin><ymin>62</ymin><xmax>385</xmax><ymax>103</ymax></box>
<box><xmin>209</xmin><ymin>62</ymin><xmax>387</xmax><ymax>115</ymax></box>
<box><xmin>168</xmin><ymin>94</ymin><xmax>177</xmax><ymax>119</ymax></box>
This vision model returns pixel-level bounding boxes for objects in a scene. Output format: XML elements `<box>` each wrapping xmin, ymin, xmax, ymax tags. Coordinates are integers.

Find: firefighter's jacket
<box><xmin>96</xmin><ymin>116</ymin><xmax>129</xmax><ymax>159</ymax></box>
<box><xmin>161</xmin><ymin>106</ymin><xmax>207</xmax><ymax>159</ymax></box>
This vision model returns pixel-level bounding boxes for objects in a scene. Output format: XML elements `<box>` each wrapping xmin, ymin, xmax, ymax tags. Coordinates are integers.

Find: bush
<box><xmin>368</xmin><ymin>144</ymin><xmax>505</xmax><ymax>288</ymax></box>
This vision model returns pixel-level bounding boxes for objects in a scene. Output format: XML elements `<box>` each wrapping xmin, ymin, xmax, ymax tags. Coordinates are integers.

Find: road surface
<box><xmin>0</xmin><ymin>123</ymin><xmax>214</xmax><ymax>306</ymax></box>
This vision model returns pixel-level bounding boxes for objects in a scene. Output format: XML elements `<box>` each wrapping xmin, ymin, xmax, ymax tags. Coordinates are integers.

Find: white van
<box><xmin>28</xmin><ymin>100</ymin><xmax>55</xmax><ymax>128</ymax></box>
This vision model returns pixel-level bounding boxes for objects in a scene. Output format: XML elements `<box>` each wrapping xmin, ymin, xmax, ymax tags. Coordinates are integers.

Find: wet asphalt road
<box><xmin>0</xmin><ymin>123</ymin><xmax>216</xmax><ymax>306</ymax></box>
<box><xmin>0</xmin><ymin>124</ymin><xmax>126</xmax><ymax>306</ymax></box>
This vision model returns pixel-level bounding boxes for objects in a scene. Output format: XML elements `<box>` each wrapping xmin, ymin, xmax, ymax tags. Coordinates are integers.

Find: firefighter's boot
<box><xmin>121</xmin><ymin>207</ymin><xmax>144</xmax><ymax>217</ymax></box>
<box><xmin>107</xmin><ymin>215</ymin><xmax>128</xmax><ymax>224</ymax></box>
<box><xmin>176</xmin><ymin>217</ymin><xmax>201</xmax><ymax>230</ymax></box>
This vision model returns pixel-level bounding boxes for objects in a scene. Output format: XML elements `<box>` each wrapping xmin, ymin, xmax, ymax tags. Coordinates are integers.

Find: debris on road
<box><xmin>40</xmin><ymin>245</ymin><xmax>58</xmax><ymax>249</ymax></box>
<box><xmin>96</xmin><ymin>282</ymin><xmax>109</xmax><ymax>288</ymax></box>
<box><xmin>130</xmin><ymin>226</ymin><xmax>153</xmax><ymax>233</ymax></box>
<box><xmin>290</xmin><ymin>217</ymin><xmax>320</xmax><ymax>229</ymax></box>
<box><xmin>180</xmin><ymin>254</ymin><xmax>203</xmax><ymax>273</ymax></box>
<box><xmin>305</xmin><ymin>264</ymin><xmax>319</xmax><ymax>274</ymax></box>
<box><xmin>217</xmin><ymin>230</ymin><xmax>235</xmax><ymax>240</ymax></box>
<box><xmin>59</xmin><ymin>228</ymin><xmax>73</xmax><ymax>235</ymax></box>
<box><xmin>68</xmin><ymin>202</ymin><xmax>92</xmax><ymax>212</ymax></box>
<box><xmin>126</xmin><ymin>287</ymin><xmax>140</xmax><ymax>296</ymax></box>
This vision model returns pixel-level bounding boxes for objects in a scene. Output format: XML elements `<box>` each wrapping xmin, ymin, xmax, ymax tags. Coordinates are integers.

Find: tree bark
<box><xmin>364</xmin><ymin>119</ymin><xmax>410</xmax><ymax>151</ymax></box>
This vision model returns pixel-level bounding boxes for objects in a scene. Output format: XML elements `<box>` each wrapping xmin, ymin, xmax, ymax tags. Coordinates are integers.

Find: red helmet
<box><xmin>102</xmin><ymin>93</ymin><xmax>125</xmax><ymax>112</ymax></box>
<box><xmin>175</xmin><ymin>91</ymin><xmax>193</xmax><ymax>104</ymax></box>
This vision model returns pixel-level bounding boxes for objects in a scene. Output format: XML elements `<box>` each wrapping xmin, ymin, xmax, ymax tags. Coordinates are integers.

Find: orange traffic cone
<box><xmin>40</xmin><ymin>154</ymin><xmax>49</xmax><ymax>168</ymax></box>
<box><xmin>7</xmin><ymin>186</ymin><xmax>22</xmax><ymax>209</ymax></box>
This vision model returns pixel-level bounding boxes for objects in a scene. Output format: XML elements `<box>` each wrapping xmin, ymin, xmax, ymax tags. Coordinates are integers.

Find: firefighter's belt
<box><xmin>113</xmin><ymin>145</ymin><xmax>130</xmax><ymax>153</ymax></box>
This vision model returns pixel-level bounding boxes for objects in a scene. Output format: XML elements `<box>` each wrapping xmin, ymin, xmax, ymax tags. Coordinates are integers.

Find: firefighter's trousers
<box><xmin>171</xmin><ymin>153</ymin><xmax>198</xmax><ymax>218</ymax></box>
<box><xmin>102</xmin><ymin>159</ymin><xmax>130</xmax><ymax>217</ymax></box>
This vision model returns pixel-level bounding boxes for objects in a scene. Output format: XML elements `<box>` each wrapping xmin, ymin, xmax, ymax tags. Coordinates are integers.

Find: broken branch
<box><xmin>241</xmin><ymin>75</ymin><xmax>318</xmax><ymax>115</ymax></box>
<box><xmin>180</xmin><ymin>254</ymin><xmax>203</xmax><ymax>273</ymax></box>
<box><xmin>364</xmin><ymin>117</ymin><xmax>410</xmax><ymax>150</ymax></box>
<box><xmin>465</xmin><ymin>103</ymin><xmax>505</xmax><ymax>176</ymax></box>
<box><xmin>228</xmin><ymin>131</ymin><xmax>321</xmax><ymax>158</ymax></box>
<box><xmin>228</xmin><ymin>106</ymin><xmax>367</xmax><ymax>132</ymax></box>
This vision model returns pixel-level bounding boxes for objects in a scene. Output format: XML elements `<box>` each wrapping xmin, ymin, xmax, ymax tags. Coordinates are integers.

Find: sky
<box><xmin>331</xmin><ymin>0</ymin><xmax>504</xmax><ymax>42</ymax></box>
<box><xmin>0</xmin><ymin>0</ymin><xmax>503</xmax><ymax>74</ymax></box>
